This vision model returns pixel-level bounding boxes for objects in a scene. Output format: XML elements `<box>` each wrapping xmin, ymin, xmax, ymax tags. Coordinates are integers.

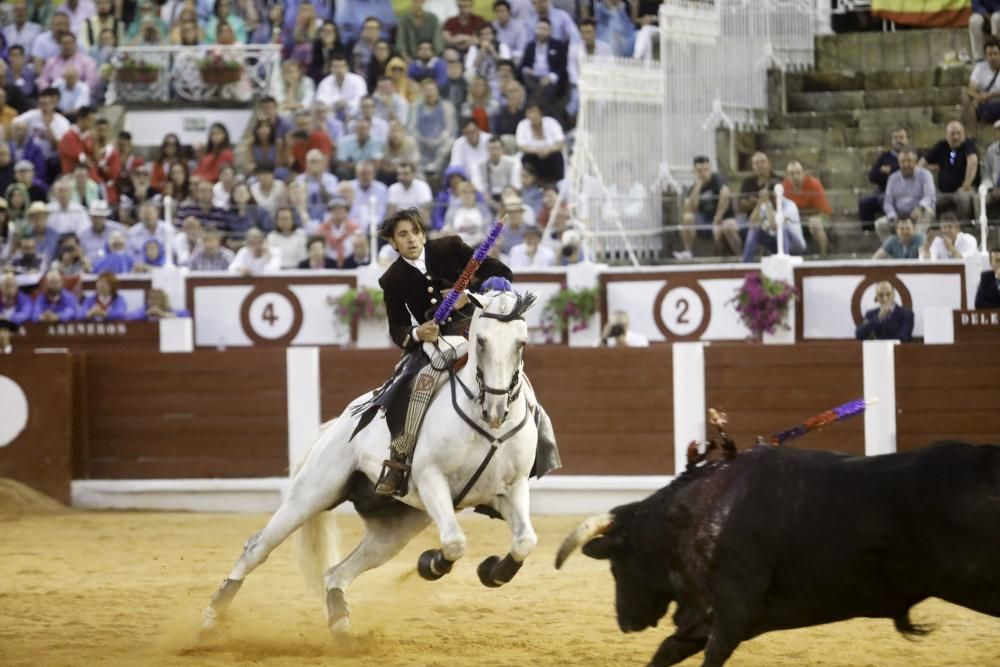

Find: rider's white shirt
<box><xmin>402</xmin><ymin>249</ymin><xmax>427</xmax><ymax>274</ymax></box>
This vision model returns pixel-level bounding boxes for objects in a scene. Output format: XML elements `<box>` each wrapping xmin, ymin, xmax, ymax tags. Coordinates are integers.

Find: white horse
<box><xmin>202</xmin><ymin>288</ymin><xmax>548</xmax><ymax>634</ymax></box>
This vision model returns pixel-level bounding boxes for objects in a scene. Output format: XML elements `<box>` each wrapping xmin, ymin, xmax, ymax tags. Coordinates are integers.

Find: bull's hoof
<box><xmin>417</xmin><ymin>549</ymin><xmax>454</xmax><ymax>581</ymax></box>
<box><xmin>477</xmin><ymin>556</ymin><xmax>504</xmax><ymax>588</ymax></box>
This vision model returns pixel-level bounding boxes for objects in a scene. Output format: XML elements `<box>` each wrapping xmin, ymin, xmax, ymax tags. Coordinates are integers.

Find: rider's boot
<box><xmin>374</xmin><ymin>450</ymin><xmax>410</xmax><ymax>497</ymax></box>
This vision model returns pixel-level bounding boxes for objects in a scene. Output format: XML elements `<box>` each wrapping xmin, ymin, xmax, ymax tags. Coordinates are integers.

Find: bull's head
<box><xmin>555</xmin><ymin>508</ymin><xmax>673</xmax><ymax>633</ymax></box>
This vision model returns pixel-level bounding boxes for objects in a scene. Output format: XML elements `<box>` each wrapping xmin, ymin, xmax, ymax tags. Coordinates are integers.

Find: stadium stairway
<box><xmin>712</xmin><ymin>27</ymin><xmax>984</xmax><ymax>260</ymax></box>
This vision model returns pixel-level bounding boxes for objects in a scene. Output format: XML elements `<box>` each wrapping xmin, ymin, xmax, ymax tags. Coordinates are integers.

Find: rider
<box><xmin>373</xmin><ymin>207</ymin><xmax>514</xmax><ymax>496</ymax></box>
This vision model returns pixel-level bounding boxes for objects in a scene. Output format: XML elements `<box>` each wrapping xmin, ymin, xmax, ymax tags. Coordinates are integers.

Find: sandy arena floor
<box><xmin>1</xmin><ymin>505</ymin><xmax>998</xmax><ymax>667</ymax></box>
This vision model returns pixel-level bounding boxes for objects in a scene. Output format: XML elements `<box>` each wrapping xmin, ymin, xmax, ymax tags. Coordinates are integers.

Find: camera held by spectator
<box><xmin>601</xmin><ymin>310</ymin><xmax>649</xmax><ymax>348</ymax></box>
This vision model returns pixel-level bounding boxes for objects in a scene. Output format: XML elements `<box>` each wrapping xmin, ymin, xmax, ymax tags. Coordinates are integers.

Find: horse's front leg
<box><xmin>478</xmin><ymin>476</ymin><xmax>537</xmax><ymax>588</ymax></box>
<box><xmin>414</xmin><ymin>469</ymin><xmax>466</xmax><ymax>581</ymax></box>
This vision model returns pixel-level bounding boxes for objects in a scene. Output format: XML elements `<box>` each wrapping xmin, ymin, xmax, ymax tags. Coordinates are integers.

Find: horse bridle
<box><xmin>474</xmin><ymin>310</ymin><xmax>525</xmax><ymax>408</ymax></box>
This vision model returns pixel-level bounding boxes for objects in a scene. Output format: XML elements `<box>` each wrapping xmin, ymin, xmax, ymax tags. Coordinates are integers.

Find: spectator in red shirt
<box><xmin>57</xmin><ymin>105</ymin><xmax>95</xmax><ymax>174</ymax></box>
<box><xmin>782</xmin><ymin>160</ymin><xmax>833</xmax><ymax>257</ymax></box>
<box><xmin>443</xmin><ymin>0</ymin><xmax>489</xmax><ymax>55</ymax></box>
<box><xmin>288</xmin><ymin>109</ymin><xmax>334</xmax><ymax>174</ymax></box>
<box><xmin>193</xmin><ymin>122</ymin><xmax>234</xmax><ymax>183</ymax></box>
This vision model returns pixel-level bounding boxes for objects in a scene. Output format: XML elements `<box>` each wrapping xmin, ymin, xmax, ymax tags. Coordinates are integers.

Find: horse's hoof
<box><xmin>417</xmin><ymin>549</ymin><xmax>454</xmax><ymax>581</ymax></box>
<box><xmin>477</xmin><ymin>556</ymin><xmax>504</xmax><ymax>588</ymax></box>
<box><xmin>329</xmin><ymin>617</ymin><xmax>353</xmax><ymax>637</ymax></box>
<box><xmin>201</xmin><ymin>606</ymin><xmax>220</xmax><ymax>630</ymax></box>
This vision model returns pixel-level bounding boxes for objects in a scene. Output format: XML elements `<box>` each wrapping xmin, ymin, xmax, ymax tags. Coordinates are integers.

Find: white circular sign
<box><xmin>659</xmin><ymin>286</ymin><xmax>706</xmax><ymax>337</ymax></box>
<box><xmin>0</xmin><ymin>376</ymin><xmax>29</xmax><ymax>447</ymax></box>
<box><xmin>247</xmin><ymin>293</ymin><xmax>296</xmax><ymax>340</ymax></box>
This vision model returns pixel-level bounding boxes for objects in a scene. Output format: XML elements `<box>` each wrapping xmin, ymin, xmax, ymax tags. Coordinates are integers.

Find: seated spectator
<box><xmin>3</xmin><ymin>4</ymin><xmax>42</xmax><ymax>59</ymax></box>
<box><xmin>93</xmin><ymin>230</ymin><xmax>134</xmax><ymax>273</ymax></box>
<box><xmin>860</xmin><ymin>127</ymin><xmax>907</xmax><ymax>228</ymax></box>
<box><xmin>529</xmin><ymin>0</ymin><xmax>582</xmax><ymax>45</ymax></box>
<box><xmin>336</xmin><ymin>117</ymin><xmax>385</xmax><ymax>180</ymax></box>
<box><xmin>520</xmin><ymin>163</ymin><xmax>543</xmax><ymax>214</ymax></box>
<box><xmin>78</xmin><ymin>199</ymin><xmax>124</xmax><ymax>265</ymax></box>
<box><xmin>432</xmin><ymin>165</ymin><xmax>470</xmax><ymax>229</ymax></box>
<box><xmin>493</xmin><ymin>0</ymin><xmax>527</xmax><ymax>65</ymax></box>
<box><xmin>315</xmin><ymin>53</ymin><xmax>368</xmax><ymax>120</ymax></box>
<box><xmin>5</xmin><ymin>183</ymin><xmax>31</xmax><ymax>225</ymax></box>
<box><xmin>267</xmin><ymin>206</ymin><xmax>308</xmax><ymax>269</ymax></box>
<box><xmin>537</xmin><ymin>185</ymin><xmax>559</xmax><ymax>229</ymax></box>
<box><xmin>461</xmin><ymin>77</ymin><xmax>500</xmax><ymax>133</ymax></box>
<box><xmin>741</xmin><ymin>187</ymin><xmax>806</xmax><ymax>262</ymax></box>
<box><xmin>53</xmin><ymin>65</ymin><xmax>91</xmax><ymax>113</ymax></box>
<box><xmin>81</xmin><ymin>0</ymin><xmax>124</xmax><ymax>51</ymax></box>
<box><xmin>193</xmin><ymin>122</ymin><xmax>235</xmax><ymax>183</ymax></box>
<box><xmin>397</xmin><ymin>0</ymin><xmax>444</xmax><ymax>60</ymax></box>
<box><xmin>443</xmin><ymin>0</ymin><xmax>489</xmax><ymax>54</ymax></box>
<box><xmin>127</xmin><ymin>0</ymin><xmax>169</xmax><ymax>44</ymax></box>
<box><xmin>965</xmin><ymin>39</ymin><xmax>1000</xmax><ymax>128</ymax></box>
<box><xmin>127</xmin><ymin>200</ymin><xmax>169</xmax><ymax>260</ymax></box>
<box><xmin>409</xmin><ymin>78</ymin><xmax>457</xmax><ymax>178</ymax></box>
<box><xmin>308</xmin><ymin>21</ymin><xmax>344</xmax><ymax>83</ymax></box>
<box><xmin>478</xmin><ymin>136</ymin><xmax>521</xmax><ymax>212</ymax></box>
<box><xmin>595</xmin><ymin>0</ymin><xmax>635</xmax><ymax>57</ymax></box>
<box><xmin>335</xmin><ymin>0</ymin><xmax>397</xmax><ymax>46</ymax></box>
<box><xmin>188</xmin><ymin>228</ymin><xmax>235</xmax><ymax>271</ymax></box>
<box><xmin>443</xmin><ymin>49</ymin><xmax>469</xmax><ymax>110</ymax></box>
<box><xmin>39</xmin><ymin>33</ymin><xmax>98</xmax><ymax>94</ymax></box>
<box><xmin>204</xmin><ymin>0</ymin><xmax>248</xmax><ymax>44</ymax></box>
<box><xmin>371</xmin><ymin>77</ymin><xmax>410</xmax><ymax>128</ymax></box>
<box><xmin>465</xmin><ymin>25</ymin><xmax>511</xmax><ymax>87</ymax></box>
<box><xmin>32</xmin><ymin>12</ymin><xmax>72</xmax><ymax>71</ymax></box>
<box><xmin>920</xmin><ymin>212</ymin><xmax>979</xmax><ymax>260</ymax></box>
<box><xmin>498</xmin><ymin>195</ymin><xmax>532</xmax><ymax>253</ymax></box>
<box><xmin>250</xmin><ymin>163</ymin><xmax>288</xmax><ymax>218</ymax></box>
<box><xmin>177</xmin><ymin>179</ymin><xmax>229</xmax><ymax>231</ymax></box>
<box><xmin>272</xmin><ymin>60</ymin><xmax>316</xmax><ymax>119</ymax></box>
<box><xmin>25</xmin><ymin>201</ymin><xmax>60</xmax><ymax>262</ymax></box>
<box><xmin>56</xmin><ymin>105</ymin><xmax>93</xmax><ymax>176</ymax></box>
<box><xmin>444</xmin><ymin>179</ymin><xmax>490</xmax><ymax>246</ymax></box>
<box><xmin>509</xmin><ymin>225</ymin><xmax>553</xmax><ymax>267</ymax></box>
<box><xmin>492</xmin><ymin>80</ymin><xmax>526</xmax><ymax>143</ymax></box>
<box><xmin>5</xmin><ymin>234</ymin><xmax>46</xmax><ymax>276</ymax></box>
<box><xmin>632</xmin><ymin>0</ymin><xmax>661</xmax><ymax>60</ymax></box>
<box><xmin>318</xmin><ymin>198</ymin><xmax>359</xmax><ymax>267</ymax></box>
<box><xmin>385</xmin><ymin>56</ymin><xmax>420</xmax><ymax>103</ymax></box>
<box><xmin>288</xmin><ymin>109</ymin><xmax>334</xmax><ymax>174</ymax></box>
<box><xmin>284</xmin><ymin>3</ymin><xmax>319</xmax><ymax>67</ymax></box>
<box><xmin>519</xmin><ymin>19</ymin><xmax>569</xmax><ymax>118</ymax></box>
<box><xmin>341</xmin><ymin>233</ymin><xmax>372</xmax><ymax>268</ymax></box>
<box><xmin>229</xmin><ymin>227</ymin><xmax>282</xmax><ymax>275</ymax></box>
<box><xmin>172</xmin><ymin>215</ymin><xmax>201</xmax><ymax>267</ymax></box>
<box><xmin>258</xmin><ymin>96</ymin><xmax>294</xmax><ymax>140</ymax></box>
<box><xmin>9</xmin><ymin>125</ymin><xmax>46</xmax><ymax>191</ymax></box>
<box><xmin>783</xmin><ymin>160</ymin><xmax>833</xmax><ymax>256</ymax></box>
<box><xmin>381</xmin><ymin>119</ymin><xmax>420</xmax><ymax>184</ymax></box>
<box><xmin>601</xmin><ymin>310</ymin><xmax>650</xmax><ymax>347</ymax></box>
<box><xmin>246</xmin><ymin>120</ymin><xmax>288</xmax><ymax>177</ymax></box>
<box><xmin>364</xmin><ymin>38</ymin><xmax>394</xmax><ymax>90</ymax></box>
<box><xmin>876</xmin><ymin>148</ymin><xmax>936</xmax><ymax>243</ymax></box>
<box><xmin>873</xmin><ymin>217</ymin><xmax>923</xmax><ymax>260</ymax></box>
<box><xmin>228</xmin><ymin>182</ymin><xmax>274</xmax><ymax>242</ymax></box>
<box><xmin>161</xmin><ymin>160</ymin><xmax>192</xmax><ymax>203</ymax></box>
<box><xmin>47</xmin><ymin>178</ymin><xmax>89</xmax><ymax>235</ymax></box>
<box><xmin>0</xmin><ymin>270</ymin><xmax>32</xmax><ymax>324</ymax></box>
<box><xmin>516</xmin><ymin>102</ymin><xmax>565</xmax><ymax>185</ymax></box>
<box><xmin>921</xmin><ymin>121</ymin><xmax>979</xmax><ymax>222</ymax></box>
<box><xmin>679</xmin><ymin>155</ymin><xmax>741</xmax><ymax>260</ymax></box>
<box><xmin>408</xmin><ymin>40</ymin><xmax>449</xmax><ymax>91</ymax></box>
<box><xmin>5</xmin><ymin>45</ymin><xmax>38</xmax><ymax>103</ymax></box>
<box><xmin>50</xmin><ymin>235</ymin><xmax>91</xmax><ymax>275</ymax></box>
<box><xmin>118</xmin><ymin>164</ymin><xmax>161</xmax><ymax>218</ymax></box>
<box><xmin>168</xmin><ymin>10</ymin><xmax>203</xmax><ymax>45</ymax></box>
<box><xmin>349</xmin><ymin>161</ymin><xmax>388</xmax><ymax>227</ymax></box>
<box><xmin>211</xmin><ymin>164</ymin><xmax>237</xmax><ymax>210</ymax></box>
<box><xmin>81</xmin><ymin>271</ymin><xmax>126</xmax><ymax>321</ymax></box>
<box><xmin>31</xmin><ymin>268</ymin><xmax>78</xmax><ymax>322</ymax></box>
<box><xmin>69</xmin><ymin>163</ymin><xmax>104</xmax><ymax>209</ymax></box>
<box><xmin>854</xmin><ymin>281</ymin><xmax>914</xmax><ymax>343</ymax></box>
<box><xmin>127</xmin><ymin>288</ymin><xmax>190</xmax><ymax>320</ymax></box>
<box><xmin>555</xmin><ymin>226</ymin><xmax>586</xmax><ymax>266</ymax></box>
<box><xmin>450</xmin><ymin>120</ymin><xmax>490</xmax><ymax>190</ymax></box>
<box><xmin>14</xmin><ymin>87</ymin><xmax>70</xmax><ymax>175</ymax></box>
<box><xmin>974</xmin><ymin>246</ymin><xmax>1000</xmax><ymax>309</ymax></box>
<box><xmin>387</xmin><ymin>161</ymin><xmax>433</xmax><ymax>219</ymax></box>
<box><xmin>296</xmin><ymin>149</ymin><xmax>340</xmax><ymax>222</ymax></box>
<box><xmin>299</xmin><ymin>235</ymin><xmax>339</xmax><ymax>269</ymax></box>
<box><xmin>351</xmin><ymin>94</ymin><xmax>392</xmax><ymax>142</ymax></box>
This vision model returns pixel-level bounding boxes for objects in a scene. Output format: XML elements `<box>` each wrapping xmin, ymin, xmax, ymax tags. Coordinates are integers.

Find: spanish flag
<box><xmin>873</xmin><ymin>0</ymin><xmax>972</xmax><ymax>27</ymax></box>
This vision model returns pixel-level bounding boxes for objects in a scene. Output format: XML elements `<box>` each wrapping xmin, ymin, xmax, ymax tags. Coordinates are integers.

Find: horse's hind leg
<box><xmin>324</xmin><ymin>504</ymin><xmax>431</xmax><ymax>634</ymax></box>
<box><xmin>478</xmin><ymin>477</ymin><xmax>537</xmax><ymax>588</ymax></box>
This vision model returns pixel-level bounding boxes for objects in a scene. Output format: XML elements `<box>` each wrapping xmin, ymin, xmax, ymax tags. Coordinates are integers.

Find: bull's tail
<box><xmin>893</xmin><ymin>611</ymin><xmax>933</xmax><ymax>639</ymax></box>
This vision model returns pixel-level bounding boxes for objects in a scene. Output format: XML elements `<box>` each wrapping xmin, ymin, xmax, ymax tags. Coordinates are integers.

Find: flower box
<box><xmin>199</xmin><ymin>64</ymin><xmax>242</xmax><ymax>85</ymax></box>
<box><xmin>116</xmin><ymin>64</ymin><xmax>159</xmax><ymax>84</ymax></box>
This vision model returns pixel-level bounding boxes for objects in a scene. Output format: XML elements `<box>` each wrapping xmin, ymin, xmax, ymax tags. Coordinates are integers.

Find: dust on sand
<box><xmin>0</xmin><ymin>508</ymin><xmax>997</xmax><ymax>667</ymax></box>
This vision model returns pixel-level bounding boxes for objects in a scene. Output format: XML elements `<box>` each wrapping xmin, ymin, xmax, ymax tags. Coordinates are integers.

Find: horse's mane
<box><xmin>480</xmin><ymin>289</ymin><xmax>537</xmax><ymax>323</ymax></box>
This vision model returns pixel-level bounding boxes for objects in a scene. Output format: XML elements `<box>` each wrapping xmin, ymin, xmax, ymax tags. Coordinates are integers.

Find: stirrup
<box><xmin>374</xmin><ymin>459</ymin><xmax>411</xmax><ymax>497</ymax></box>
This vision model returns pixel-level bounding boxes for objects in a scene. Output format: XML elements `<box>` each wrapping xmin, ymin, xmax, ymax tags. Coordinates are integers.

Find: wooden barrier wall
<box><xmin>705</xmin><ymin>343</ymin><xmax>866</xmax><ymax>456</ymax></box>
<box><xmin>895</xmin><ymin>343</ymin><xmax>1000</xmax><ymax>451</ymax></box>
<box><xmin>74</xmin><ymin>350</ymin><xmax>289</xmax><ymax>479</ymax></box>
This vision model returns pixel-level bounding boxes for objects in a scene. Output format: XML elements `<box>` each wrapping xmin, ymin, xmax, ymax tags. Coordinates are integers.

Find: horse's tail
<box><xmin>296</xmin><ymin>508</ymin><xmax>340</xmax><ymax>597</ymax></box>
<box><xmin>293</xmin><ymin>418</ymin><xmax>342</xmax><ymax>597</ymax></box>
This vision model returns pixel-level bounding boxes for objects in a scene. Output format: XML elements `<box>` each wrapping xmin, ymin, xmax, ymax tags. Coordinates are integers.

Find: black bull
<box><xmin>556</xmin><ymin>442</ymin><xmax>1000</xmax><ymax>667</ymax></box>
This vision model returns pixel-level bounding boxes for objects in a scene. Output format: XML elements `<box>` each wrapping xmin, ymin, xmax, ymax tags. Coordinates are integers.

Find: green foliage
<box><xmin>542</xmin><ymin>287</ymin><xmax>600</xmax><ymax>339</ymax></box>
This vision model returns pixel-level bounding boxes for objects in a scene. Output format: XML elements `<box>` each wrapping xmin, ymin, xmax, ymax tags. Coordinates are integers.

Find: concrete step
<box><xmin>814</xmin><ymin>28</ymin><xmax>969</xmax><ymax>73</ymax></box>
<box><xmin>788</xmin><ymin>65</ymin><xmax>970</xmax><ymax>93</ymax></box>
<box><xmin>787</xmin><ymin>86</ymin><xmax>963</xmax><ymax>113</ymax></box>
<box><xmin>738</xmin><ymin>146</ymin><xmax>882</xmax><ymax>174</ymax></box>
<box><xmin>770</xmin><ymin>106</ymin><xmax>936</xmax><ymax>130</ymax></box>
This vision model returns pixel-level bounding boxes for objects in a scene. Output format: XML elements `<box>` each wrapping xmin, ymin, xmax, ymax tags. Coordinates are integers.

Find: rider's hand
<box><xmin>415</xmin><ymin>320</ymin><xmax>440</xmax><ymax>342</ymax></box>
<box><xmin>444</xmin><ymin>288</ymin><xmax>470</xmax><ymax>310</ymax></box>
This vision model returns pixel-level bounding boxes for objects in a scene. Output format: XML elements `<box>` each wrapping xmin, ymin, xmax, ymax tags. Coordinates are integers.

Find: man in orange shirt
<box><xmin>57</xmin><ymin>104</ymin><xmax>94</xmax><ymax>174</ymax></box>
<box><xmin>783</xmin><ymin>160</ymin><xmax>833</xmax><ymax>256</ymax></box>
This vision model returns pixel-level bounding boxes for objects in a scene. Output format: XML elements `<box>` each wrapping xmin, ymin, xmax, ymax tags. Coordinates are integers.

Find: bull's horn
<box><xmin>554</xmin><ymin>513</ymin><xmax>614</xmax><ymax>570</ymax></box>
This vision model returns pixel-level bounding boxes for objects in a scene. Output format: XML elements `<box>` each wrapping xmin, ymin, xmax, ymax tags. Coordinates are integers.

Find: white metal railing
<box><xmin>106</xmin><ymin>44</ymin><xmax>281</xmax><ymax>104</ymax></box>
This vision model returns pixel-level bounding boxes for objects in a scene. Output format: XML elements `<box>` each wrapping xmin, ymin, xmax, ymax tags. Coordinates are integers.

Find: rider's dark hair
<box><xmin>379</xmin><ymin>207</ymin><xmax>428</xmax><ymax>240</ymax></box>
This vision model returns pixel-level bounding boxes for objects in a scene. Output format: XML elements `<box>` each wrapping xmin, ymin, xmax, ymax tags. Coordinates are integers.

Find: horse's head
<box><xmin>467</xmin><ymin>286</ymin><xmax>537</xmax><ymax>429</ymax></box>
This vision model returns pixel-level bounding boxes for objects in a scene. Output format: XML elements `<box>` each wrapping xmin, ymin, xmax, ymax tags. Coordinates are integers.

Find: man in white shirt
<box><xmin>229</xmin><ymin>227</ymin><xmax>282</xmax><ymax>275</ymax></box>
<box><xmin>449</xmin><ymin>120</ymin><xmax>490</xmax><ymax>192</ymax></box>
<box><xmin>741</xmin><ymin>189</ymin><xmax>806</xmax><ymax>262</ymax></box>
<box><xmin>2</xmin><ymin>1</ymin><xmax>42</xmax><ymax>58</ymax></box>
<box><xmin>349</xmin><ymin>160</ymin><xmax>389</xmax><ymax>230</ymax></box>
<box><xmin>77</xmin><ymin>199</ymin><xmax>125</xmax><ymax>265</ymax></box>
<box><xmin>477</xmin><ymin>136</ymin><xmax>521</xmax><ymax>211</ymax></box>
<box><xmin>14</xmin><ymin>87</ymin><xmax>70</xmax><ymax>159</ymax></box>
<box><xmin>509</xmin><ymin>225</ymin><xmax>555</xmax><ymax>267</ymax></box>
<box><xmin>47</xmin><ymin>178</ymin><xmax>89</xmax><ymax>235</ymax></box>
<box><xmin>387</xmin><ymin>162</ymin><xmax>433</xmax><ymax>220</ymax></box>
<box><xmin>53</xmin><ymin>65</ymin><xmax>91</xmax><ymax>112</ymax></box>
<box><xmin>966</xmin><ymin>39</ymin><xmax>1000</xmax><ymax>125</ymax></box>
<box><xmin>921</xmin><ymin>212</ymin><xmax>980</xmax><ymax>260</ymax></box>
<box><xmin>315</xmin><ymin>53</ymin><xmax>369</xmax><ymax>119</ymax></box>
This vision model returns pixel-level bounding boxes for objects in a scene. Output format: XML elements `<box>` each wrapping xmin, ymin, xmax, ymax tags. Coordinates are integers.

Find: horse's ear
<box><xmin>468</xmin><ymin>293</ymin><xmax>485</xmax><ymax>310</ymax></box>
